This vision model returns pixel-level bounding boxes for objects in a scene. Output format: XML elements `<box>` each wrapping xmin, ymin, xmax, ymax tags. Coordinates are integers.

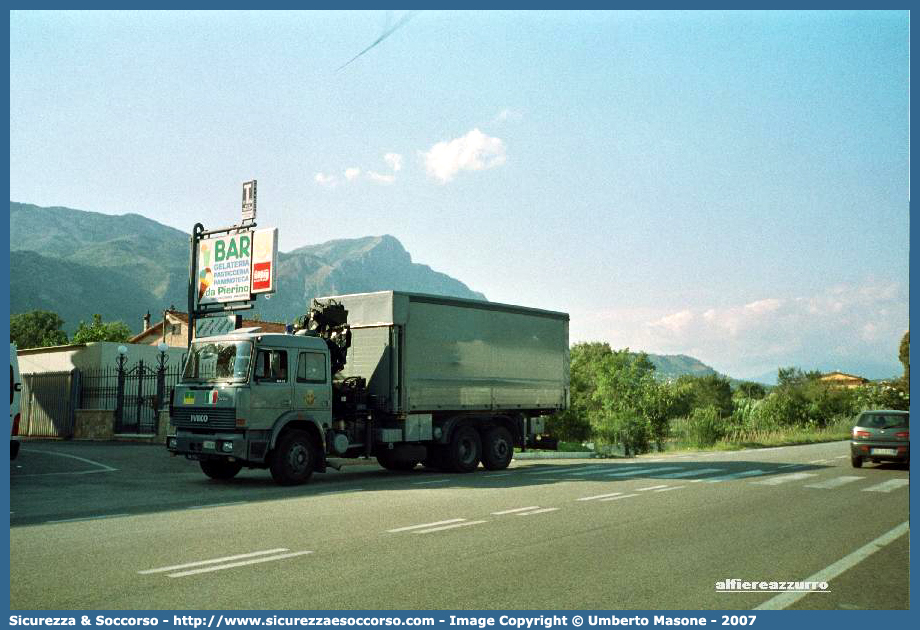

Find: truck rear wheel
<box><xmin>445</xmin><ymin>426</ymin><xmax>481</xmax><ymax>473</ymax></box>
<box><xmin>270</xmin><ymin>430</ymin><xmax>317</xmax><ymax>485</ymax></box>
<box><xmin>481</xmin><ymin>426</ymin><xmax>514</xmax><ymax>470</ymax></box>
<box><xmin>200</xmin><ymin>459</ymin><xmax>243</xmax><ymax>480</ymax></box>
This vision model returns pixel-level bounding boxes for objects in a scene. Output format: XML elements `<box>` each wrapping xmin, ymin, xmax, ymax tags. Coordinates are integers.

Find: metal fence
<box><xmin>17</xmin><ymin>364</ymin><xmax>184</xmax><ymax>438</ymax></box>
<box><xmin>19</xmin><ymin>371</ymin><xmax>80</xmax><ymax>438</ymax></box>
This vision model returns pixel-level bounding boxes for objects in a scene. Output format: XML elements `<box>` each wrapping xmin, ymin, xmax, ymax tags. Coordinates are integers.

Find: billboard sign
<box><xmin>250</xmin><ymin>228</ymin><xmax>278</xmax><ymax>294</ymax></box>
<box><xmin>197</xmin><ymin>232</ymin><xmax>253</xmax><ymax>305</ymax></box>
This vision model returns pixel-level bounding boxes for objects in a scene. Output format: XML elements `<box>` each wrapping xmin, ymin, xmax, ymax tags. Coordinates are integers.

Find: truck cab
<box><xmin>168</xmin><ymin>331</ymin><xmax>335</xmax><ymax>484</ymax></box>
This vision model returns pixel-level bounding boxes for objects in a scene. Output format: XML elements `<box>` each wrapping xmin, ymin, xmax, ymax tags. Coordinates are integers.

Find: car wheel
<box><xmin>199</xmin><ymin>459</ymin><xmax>243</xmax><ymax>480</ymax></box>
<box><xmin>851</xmin><ymin>455</ymin><xmax>863</xmax><ymax>468</ymax></box>
<box><xmin>481</xmin><ymin>426</ymin><xmax>514</xmax><ymax>470</ymax></box>
<box><xmin>269</xmin><ymin>430</ymin><xmax>316</xmax><ymax>485</ymax></box>
<box><xmin>445</xmin><ymin>426</ymin><xmax>482</xmax><ymax>473</ymax></box>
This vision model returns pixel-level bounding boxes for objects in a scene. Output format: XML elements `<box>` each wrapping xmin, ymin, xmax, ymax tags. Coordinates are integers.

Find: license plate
<box><xmin>203</xmin><ymin>440</ymin><xmax>216</xmax><ymax>450</ymax></box>
<box><xmin>871</xmin><ymin>448</ymin><xmax>897</xmax><ymax>456</ymax></box>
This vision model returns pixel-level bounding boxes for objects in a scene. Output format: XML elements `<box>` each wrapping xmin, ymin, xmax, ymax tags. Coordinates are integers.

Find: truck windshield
<box><xmin>182</xmin><ymin>341</ymin><xmax>253</xmax><ymax>383</ymax></box>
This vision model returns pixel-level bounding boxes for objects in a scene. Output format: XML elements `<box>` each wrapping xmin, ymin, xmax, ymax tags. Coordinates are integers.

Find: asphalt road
<box><xmin>8</xmin><ymin>440</ymin><xmax>909</xmax><ymax>610</ymax></box>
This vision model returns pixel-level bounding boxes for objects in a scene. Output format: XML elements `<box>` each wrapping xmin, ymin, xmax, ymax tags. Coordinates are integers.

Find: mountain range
<box><xmin>10</xmin><ymin>202</ymin><xmax>483</xmax><ymax>335</ymax></box>
<box><xmin>10</xmin><ymin>201</ymin><xmax>753</xmax><ymax>383</ymax></box>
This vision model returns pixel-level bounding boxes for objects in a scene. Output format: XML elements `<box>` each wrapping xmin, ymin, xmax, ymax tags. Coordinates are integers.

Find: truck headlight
<box><xmin>220</xmin><ymin>441</ymin><xmax>234</xmax><ymax>453</ymax></box>
<box><xmin>167</xmin><ymin>437</ymin><xmax>178</xmax><ymax>450</ymax></box>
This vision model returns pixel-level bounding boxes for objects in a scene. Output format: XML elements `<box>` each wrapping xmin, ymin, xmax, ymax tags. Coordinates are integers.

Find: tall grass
<box><xmin>669</xmin><ymin>413</ymin><xmax>852</xmax><ymax>451</ymax></box>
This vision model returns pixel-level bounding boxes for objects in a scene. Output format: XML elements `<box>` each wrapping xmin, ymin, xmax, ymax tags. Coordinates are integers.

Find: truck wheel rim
<box><xmin>458</xmin><ymin>437</ymin><xmax>476</xmax><ymax>464</ymax></box>
<box><xmin>289</xmin><ymin>443</ymin><xmax>310</xmax><ymax>473</ymax></box>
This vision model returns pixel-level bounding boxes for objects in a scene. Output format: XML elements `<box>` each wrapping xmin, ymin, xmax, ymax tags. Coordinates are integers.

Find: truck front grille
<box><xmin>172</xmin><ymin>407</ymin><xmax>237</xmax><ymax>430</ymax></box>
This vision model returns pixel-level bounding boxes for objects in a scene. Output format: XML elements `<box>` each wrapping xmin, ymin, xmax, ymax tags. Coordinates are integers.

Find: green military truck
<box><xmin>167</xmin><ymin>291</ymin><xmax>569</xmax><ymax>485</ymax></box>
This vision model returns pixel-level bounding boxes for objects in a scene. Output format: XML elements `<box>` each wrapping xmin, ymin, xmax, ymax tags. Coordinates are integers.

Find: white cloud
<box><xmin>368</xmin><ymin>171</ymin><xmax>395</xmax><ymax>184</ymax></box>
<box><xmin>314</xmin><ymin>172</ymin><xmax>337</xmax><ymax>187</ymax></box>
<box><xmin>573</xmin><ymin>281</ymin><xmax>908</xmax><ymax>380</ymax></box>
<box><xmin>344</xmin><ymin>167</ymin><xmax>361</xmax><ymax>181</ymax></box>
<box><xmin>383</xmin><ymin>153</ymin><xmax>403</xmax><ymax>172</ymax></box>
<box><xmin>423</xmin><ymin>128</ymin><xmax>507</xmax><ymax>183</ymax></box>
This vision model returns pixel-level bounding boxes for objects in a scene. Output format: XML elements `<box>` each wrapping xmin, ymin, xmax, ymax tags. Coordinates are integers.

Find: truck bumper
<box><xmin>167</xmin><ymin>431</ymin><xmax>255</xmax><ymax>462</ymax></box>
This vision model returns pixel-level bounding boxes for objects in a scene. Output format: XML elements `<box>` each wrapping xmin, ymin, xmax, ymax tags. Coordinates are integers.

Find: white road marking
<box><xmin>599</xmin><ymin>493</ymin><xmax>640</xmax><ymax>501</ymax></box>
<box><xmin>755</xmin><ymin>521</ymin><xmax>909</xmax><ymax>610</ymax></box>
<box><xmin>387</xmin><ymin>518</ymin><xmax>466</xmax><ymax>533</ymax></box>
<box><xmin>562</xmin><ymin>466</ymin><xmax>630</xmax><ymax>476</ymax></box>
<box><xmin>139</xmin><ymin>548</ymin><xmax>291</xmax><ymax>574</ymax></box>
<box><xmin>635</xmin><ymin>484</ymin><xmax>670</xmax><ymax>492</ymax></box>
<box><xmin>168</xmin><ymin>551</ymin><xmax>313</xmax><ymax>578</ymax></box>
<box><xmin>803</xmin><ymin>476</ymin><xmax>864</xmax><ymax>490</ymax></box>
<box><xmin>46</xmin><ymin>513</ymin><xmax>130</xmax><ymax>524</ymax></box>
<box><xmin>516</xmin><ymin>507</ymin><xmax>560</xmax><ymax>516</ymax></box>
<box><xmin>751</xmin><ymin>472</ymin><xmax>817</xmax><ymax>486</ymax></box>
<box><xmin>17</xmin><ymin>449</ymin><xmax>117</xmax><ymax>476</ymax></box>
<box><xmin>485</xmin><ymin>472</ymin><xmax>514</xmax><ymax>477</ymax></box>
<box><xmin>577</xmin><ymin>492</ymin><xmax>624</xmax><ymax>501</ymax></box>
<box><xmin>519</xmin><ymin>465</ymin><xmax>594</xmax><ymax>475</ymax></box>
<box><xmin>491</xmin><ymin>506</ymin><xmax>540</xmax><ymax>515</ymax></box>
<box><xmin>808</xmin><ymin>459</ymin><xmax>829</xmax><ymax>464</ymax></box>
<box><xmin>186</xmin><ymin>501</ymin><xmax>246</xmax><ymax>509</ymax></box>
<box><xmin>653</xmin><ymin>485</ymin><xmax>685</xmax><ymax>493</ymax></box>
<box><xmin>659</xmin><ymin>468</ymin><xmax>724</xmax><ymax>479</ymax></box>
<box><xmin>862</xmin><ymin>479</ymin><xmax>909</xmax><ymax>493</ymax></box>
<box><xmin>318</xmin><ymin>488</ymin><xmax>364</xmax><ymax>494</ymax></box>
<box><xmin>412</xmin><ymin>479</ymin><xmax>450</xmax><ymax>485</ymax></box>
<box><xmin>413</xmin><ymin>520</ymin><xmax>488</xmax><ymax>534</ymax></box>
<box><xmin>778</xmin><ymin>463</ymin><xmax>805</xmax><ymax>469</ymax></box>
<box><xmin>705</xmin><ymin>469</ymin><xmax>766</xmax><ymax>483</ymax></box>
<box><xmin>834</xmin><ymin>455</ymin><xmax>849</xmax><ymax>459</ymax></box>
<box><xmin>605</xmin><ymin>466</ymin><xmax>683</xmax><ymax>477</ymax></box>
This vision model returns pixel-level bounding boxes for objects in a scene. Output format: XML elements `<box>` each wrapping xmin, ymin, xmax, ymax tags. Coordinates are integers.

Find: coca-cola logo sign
<box><xmin>252</xmin><ymin>262</ymin><xmax>272</xmax><ymax>290</ymax></box>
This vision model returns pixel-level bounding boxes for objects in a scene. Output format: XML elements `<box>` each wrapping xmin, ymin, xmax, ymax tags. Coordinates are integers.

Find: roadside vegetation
<box><xmin>546</xmin><ymin>332</ymin><xmax>909</xmax><ymax>456</ymax></box>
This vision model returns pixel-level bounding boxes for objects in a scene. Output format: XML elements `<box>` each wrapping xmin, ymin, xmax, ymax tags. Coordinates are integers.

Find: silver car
<box><xmin>850</xmin><ymin>410</ymin><xmax>909</xmax><ymax>468</ymax></box>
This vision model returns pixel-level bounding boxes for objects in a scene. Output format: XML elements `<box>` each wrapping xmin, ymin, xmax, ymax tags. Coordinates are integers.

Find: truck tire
<box><xmin>376</xmin><ymin>450</ymin><xmax>419</xmax><ymax>471</ymax></box>
<box><xmin>481</xmin><ymin>426</ymin><xmax>514</xmax><ymax>470</ymax></box>
<box><xmin>851</xmin><ymin>455</ymin><xmax>863</xmax><ymax>468</ymax></box>
<box><xmin>200</xmin><ymin>459</ymin><xmax>243</xmax><ymax>480</ymax></box>
<box><xmin>270</xmin><ymin>430</ymin><xmax>317</xmax><ymax>485</ymax></box>
<box><xmin>445</xmin><ymin>426</ymin><xmax>481</xmax><ymax>473</ymax></box>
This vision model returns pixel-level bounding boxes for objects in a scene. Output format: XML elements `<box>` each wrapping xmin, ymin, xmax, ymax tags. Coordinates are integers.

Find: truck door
<box><xmin>252</xmin><ymin>348</ymin><xmax>292</xmax><ymax>420</ymax></box>
<box><xmin>292</xmin><ymin>350</ymin><xmax>330</xmax><ymax>417</ymax></box>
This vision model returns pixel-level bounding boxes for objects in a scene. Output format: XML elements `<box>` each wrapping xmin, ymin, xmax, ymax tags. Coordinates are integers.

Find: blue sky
<box><xmin>9</xmin><ymin>10</ymin><xmax>910</xmax><ymax>380</ymax></box>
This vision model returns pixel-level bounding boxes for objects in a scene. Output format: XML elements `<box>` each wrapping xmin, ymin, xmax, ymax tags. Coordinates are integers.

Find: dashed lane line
<box><xmin>491</xmin><ymin>506</ymin><xmax>540</xmax><ymax>515</ymax></box>
<box><xmin>168</xmin><ymin>551</ymin><xmax>313</xmax><ymax>578</ymax></box>
<box><xmin>412</xmin><ymin>479</ymin><xmax>451</xmax><ymax>485</ymax></box>
<box><xmin>803</xmin><ymin>476</ymin><xmax>864</xmax><ymax>490</ymax></box>
<box><xmin>387</xmin><ymin>519</ymin><xmax>466</xmax><ymax>533</ymax></box>
<box><xmin>653</xmin><ymin>486</ymin><xmax>685</xmax><ymax>493</ymax></box>
<box><xmin>705</xmin><ymin>469</ymin><xmax>766</xmax><ymax>483</ymax></box>
<box><xmin>599</xmin><ymin>493</ymin><xmax>640</xmax><ymax>502</ymax></box>
<box><xmin>751</xmin><ymin>472</ymin><xmax>817</xmax><ymax>486</ymax></box>
<box><xmin>139</xmin><ymin>549</ymin><xmax>290</xmax><ymax>575</ymax></box>
<box><xmin>604</xmin><ymin>466</ymin><xmax>683</xmax><ymax>477</ymax></box>
<box><xmin>515</xmin><ymin>507</ymin><xmax>560</xmax><ymax>516</ymax></box>
<box><xmin>862</xmin><ymin>479</ymin><xmax>909</xmax><ymax>493</ymax></box>
<box><xmin>578</xmin><ymin>492</ymin><xmax>625</xmax><ymax>502</ymax></box>
<box><xmin>635</xmin><ymin>484</ymin><xmax>670</xmax><ymax>492</ymax></box>
<box><xmin>413</xmin><ymin>520</ymin><xmax>488</xmax><ymax>534</ymax></box>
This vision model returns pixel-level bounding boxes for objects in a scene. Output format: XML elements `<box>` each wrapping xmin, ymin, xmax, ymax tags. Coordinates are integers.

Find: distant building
<box><xmin>130</xmin><ymin>308</ymin><xmax>287</xmax><ymax>348</ymax></box>
<box><xmin>819</xmin><ymin>371</ymin><xmax>869</xmax><ymax>389</ymax></box>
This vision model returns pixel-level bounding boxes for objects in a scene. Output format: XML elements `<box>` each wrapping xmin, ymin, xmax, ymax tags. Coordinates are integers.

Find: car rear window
<box><xmin>858</xmin><ymin>413</ymin><xmax>909</xmax><ymax>429</ymax></box>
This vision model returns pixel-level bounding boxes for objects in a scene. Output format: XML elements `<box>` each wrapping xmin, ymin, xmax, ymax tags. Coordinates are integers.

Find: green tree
<box><xmin>548</xmin><ymin>342</ymin><xmax>614</xmax><ymax>442</ymax></box>
<box><xmin>590</xmin><ymin>349</ymin><xmax>659</xmax><ymax>455</ymax></box>
<box><xmin>10</xmin><ymin>310</ymin><xmax>68</xmax><ymax>349</ymax></box>
<box><xmin>675</xmin><ymin>373</ymin><xmax>733</xmax><ymax>418</ymax></box>
<box><xmin>899</xmin><ymin>330</ymin><xmax>909</xmax><ymax>384</ymax></box>
<box><xmin>735</xmin><ymin>381</ymin><xmax>767</xmax><ymax>400</ymax></box>
<box><xmin>71</xmin><ymin>314</ymin><xmax>132</xmax><ymax>344</ymax></box>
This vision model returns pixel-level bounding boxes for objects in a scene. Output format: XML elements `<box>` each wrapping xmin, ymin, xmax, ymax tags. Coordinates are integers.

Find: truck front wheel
<box><xmin>446</xmin><ymin>426</ymin><xmax>481</xmax><ymax>473</ymax></box>
<box><xmin>200</xmin><ymin>459</ymin><xmax>243</xmax><ymax>480</ymax></box>
<box><xmin>270</xmin><ymin>430</ymin><xmax>317</xmax><ymax>485</ymax></box>
<box><xmin>481</xmin><ymin>426</ymin><xmax>514</xmax><ymax>470</ymax></box>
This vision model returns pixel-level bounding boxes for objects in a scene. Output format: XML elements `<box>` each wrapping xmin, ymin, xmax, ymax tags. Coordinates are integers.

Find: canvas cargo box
<box><xmin>319</xmin><ymin>291</ymin><xmax>570</xmax><ymax>415</ymax></box>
